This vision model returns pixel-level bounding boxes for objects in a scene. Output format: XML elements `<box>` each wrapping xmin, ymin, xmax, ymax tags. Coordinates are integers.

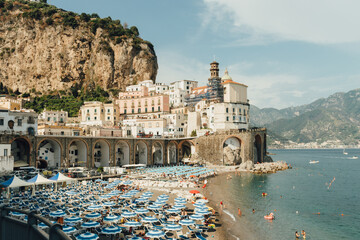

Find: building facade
<box><xmin>38</xmin><ymin>109</ymin><xmax>68</xmax><ymax>125</ymax></box>
<box><xmin>80</xmin><ymin>102</ymin><xmax>119</xmax><ymax>127</ymax></box>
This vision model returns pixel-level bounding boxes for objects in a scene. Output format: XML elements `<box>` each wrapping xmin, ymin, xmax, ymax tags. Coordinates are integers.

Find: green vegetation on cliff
<box><xmin>23</xmin><ymin>86</ymin><xmax>111</xmax><ymax>117</ymax></box>
<box><xmin>0</xmin><ymin>0</ymin><xmax>153</xmax><ymax>49</ymax></box>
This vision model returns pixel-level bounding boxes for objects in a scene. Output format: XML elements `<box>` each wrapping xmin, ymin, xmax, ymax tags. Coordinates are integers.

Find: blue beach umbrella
<box><xmin>135</xmin><ymin>208</ymin><xmax>149</xmax><ymax>214</ymax></box>
<box><xmin>76</xmin><ymin>232</ymin><xmax>99</xmax><ymax>240</ymax></box>
<box><xmin>146</xmin><ymin>229</ymin><xmax>165</xmax><ymax>238</ymax></box>
<box><xmin>66</xmin><ymin>190</ymin><xmax>79</xmax><ymax>196</ymax></box>
<box><xmin>163</xmin><ymin>224</ymin><xmax>182</xmax><ymax>231</ymax></box>
<box><xmin>174</xmin><ymin>199</ymin><xmax>187</xmax><ymax>205</ymax></box>
<box><xmin>195</xmin><ymin>209</ymin><xmax>211</xmax><ymax>215</ymax></box>
<box><xmin>135</xmin><ymin>198</ymin><xmax>149</xmax><ymax>203</ymax></box>
<box><xmin>62</xmin><ymin>226</ymin><xmax>77</xmax><ymax>234</ymax></box>
<box><xmin>193</xmin><ymin>202</ymin><xmax>206</xmax><ymax>207</ymax></box>
<box><xmin>87</xmin><ymin>204</ymin><xmax>103</xmax><ymax>211</ymax></box>
<box><xmin>189</xmin><ymin>214</ymin><xmax>205</xmax><ymax>221</ymax></box>
<box><xmin>166</xmin><ymin>208</ymin><xmax>181</xmax><ymax>214</ymax></box>
<box><xmin>81</xmin><ymin>221</ymin><xmax>100</xmax><ymax>229</ymax></box>
<box><xmin>103</xmin><ymin>215</ymin><xmax>120</xmax><ymax>223</ymax></box>
<box><xmin>85</xmin><ymin>212</ymin><xmax>101</xmax><ymax>220</ymax></box>
<box><xmin>147</xmin><ymin>204</ymin><xmax>162</xmax><ymax>210</ymax></box>
<box><xmin>123</xmin><ymin>221</ymin><xmax>142</xmax><ymax>228</ymax></box>
<box><xmin>141</xmin><ymin>216</ymin><xmax>158</xmax><ymax>223</ymax></box>
<box><xmin>194</xmin><ymin>206</ymin><xmax>209</xmax><ymax>212</ymax></box>
<box><xmin>128</xmin><ymin>237</ymin><xmax>143</xmax><ymax>240</ymax></box>
<box><xmin>10</xmin><ymin>212</ymin><xmax>26</xmax><ymax>217</ymax></box>
<box><xmin>64</xmin><ymin>216</ymin><xmax>82</xmax><ymax>224</ymax></box>
<box><xmin>173</xmin><ymin>204</ymin><xmax>186</xmax><ymax>209</ymax></box>
<box><xmin>38</xmin><ymin>222</ymin><xmax>50</xmax><ymax>229</ymax></box>
<box><xmin>102</xmin><ymin>225</ymin><xmax>122</xmax><ymax>235</ymax></box>
<box><xmin>103</xmin><ymin>201</ymin><xmax>116</xmax><ymax>207</ymax></box>
<box><xmin>120</xmin><ymin>194</ymin><xmax>133</xmax><ymax>199</ymax></box>
<box><xmin>179</xmin><ymin>219</ymin><xmax>195</xmax><ymax>226</ymax></box>
<box><xmin>49</xmin><ymin>210</ymin><xmax>66</xmax><ymax>218</ymax></box>
<box><xmin>121</xmin><ymin>211</ymin><xmax>137</xmax><ymax>218</ymax></box>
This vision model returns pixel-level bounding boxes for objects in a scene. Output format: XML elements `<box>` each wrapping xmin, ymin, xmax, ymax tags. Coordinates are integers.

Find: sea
<box><xmin>204</xmin><ymin>149</ymin><xmax>360</xmax><ymax>240</ymax></box>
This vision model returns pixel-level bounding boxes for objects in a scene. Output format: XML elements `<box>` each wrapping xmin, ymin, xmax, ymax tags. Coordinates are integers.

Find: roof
<box><xmin>221</xmin><ymin>80</ymin><xmax>248</xmax><ymax>87</ymax></box>
<box><xmin>1</xmin><ymin>175</ymin><xmax>33</xmax><ymax>188</ymax></box>
<box><xmin>192</xmin><ymin>86</ymin><xmax>207</xmax><ymax>91</ymax></box>
<box><xmin>49</xmin><ymin>172</ymin><xmax>76</xmax><ymax>182</ymax></box>
<box><xmin>27</xmin><ymin>174</ymin><xmax>54</xmax><ymax>185</ymax></box>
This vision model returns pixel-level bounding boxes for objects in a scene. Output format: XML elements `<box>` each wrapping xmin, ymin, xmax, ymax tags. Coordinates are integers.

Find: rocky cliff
<box><xmin>0</xmin><ymin>1</ymin><xmax>158</xmax><ymax>94</ymax></box>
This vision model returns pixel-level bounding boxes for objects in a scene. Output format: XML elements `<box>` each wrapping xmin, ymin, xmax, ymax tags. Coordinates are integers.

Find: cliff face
<box><xmin>0</xmin><ymin>4</ymin><xmax>158</xmax><ymax>93</ymax></box>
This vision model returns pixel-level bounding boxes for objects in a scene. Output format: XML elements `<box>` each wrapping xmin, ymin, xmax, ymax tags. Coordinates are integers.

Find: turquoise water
<box><xmin>206</xmin><ymin>149</ymin><xmax>360</xmax><ymax>240</ymax></box>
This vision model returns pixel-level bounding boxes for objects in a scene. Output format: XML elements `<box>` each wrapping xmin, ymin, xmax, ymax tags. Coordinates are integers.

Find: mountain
<box><xmin>0</xmin><ymin>0</ymin><xmax>157</xmax><ymax>94</ymax></box>
<box><xmin>251</xmin><ymin>88</ymin><xmax>360</xmax><ymax>147</ymax></box>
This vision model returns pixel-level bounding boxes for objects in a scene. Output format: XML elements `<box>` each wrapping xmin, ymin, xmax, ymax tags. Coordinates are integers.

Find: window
<box><xmin>107</xmin><ymin>117</ymin><xmax>110</xmax><ymax>120</ymax></box>
<box><xmin>18</xmin><ymin>119</ymin><xmax>22</xmax><ymax>126</ymax></box>
<box><xmin>145</xmin><ymin>108</ymin><xmax>147</xmax><ymax>113</ymax></box>
<box><xmin>75</xmin><ymin>150</ymin><xmax>78</xmax><ymax>155</ymax></box>
<box><xmin>226</xmin><ymin>108</ymin><xmax>229</xmax><ymax>113</ymax></box>
<box><xmin>53</xmin><ymin>117</ymin><xmax>56</xmax><ymax>121</ymax></box>
<box><xmin>132</xmin><ymin>109</ymin><xmax>134</xmax><ymax>114</ymax></box>
<box><xmin>4</xmin><ymin>149</ymin><xmax>8</xmax><ymax>156</ymax></box>
<box><xmin>94</xmin><ymin>109</ymin><xmax>97</xmax><ymax>113</ymax></box>
<box><xmin>138</xmin><ymin>108</ymin><xmax>141</xmax><ymax>113</ymax></box>
<box><xmin>47</xmin><ymin>117</ymin><xmax>50</xmax><ymax>121</ymax></box>
<box><xmin>226</xmin><ymin>117</ymin><xmax>229</xmax><ymax>121</ymax></box>
<box><xmin>233</xmin><ymin>108</ymin><xmax>235</xmax><ymax>112</ymax></box>
<box><xmin>87</xmin><ymin>109</ymin><xmax>89</xmax><ymax>113</ymax></box>
<box><xmin>124</xmin><ymin>109</ymin><xmax>127</xmax><ymax>114</ymax></box>
<box><xmin>87</xmin><ymin>117</ymin><xmax>90</xmax><ymax>121</ymax></box>
<box><xmin>114</xmin><ymin>109</ymin><xmax>116</xmax><ymax>113</ymax></box>
<box><xmin>158</xmin><ymin>106</ymin><xmax>160</xmax><ymax>111</ymax></box>
<box><xmin>156</xmin><ymin>122</ymin><xmax>159</xmax><ymax>127</ymax></box>
<box><xmin>0</xmin><ymin>118</ymin><xmax>4</xmax><ymax>126</ymax></box>
<box><xmin>94</xmin><ymin>117</ymin><xmax>97</xmax><ymax>120</ymax></box>
<box><xmin>61</xmin><ymin>131</ymin><xmax>64</xmax><ymax>135</ymax></box>
<box><xmin>152</xmin><ymin>107</ymin><xmax>154</xmax><ymax>112</ymax></box>
<box><xmin>107</xmin><ymin>109</ymin><xmax>110</xmax><ymax>113</ymax></box>
<box><xmin>233</xmin><ymin>116</ymin><xmax>235</xmax><ymax>121</ymax></box>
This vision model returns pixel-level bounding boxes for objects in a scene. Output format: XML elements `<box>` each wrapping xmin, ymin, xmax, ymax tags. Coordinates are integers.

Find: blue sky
<box><xmin>48</xmin><ymin>0</ymin><xmax>360</xmax><ymax>109</ymax></box>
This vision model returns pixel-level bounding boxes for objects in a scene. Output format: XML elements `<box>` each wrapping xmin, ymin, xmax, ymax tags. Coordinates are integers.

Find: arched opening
<box><xmin>167</xmin><ymin>142</ymin><xmax>177</xmax><ymax>165</ymax></box>
<box><xmin>94</xmin><ymin>140</ymin><xmax>110</xmax><ymax>168</ymax></box>
<box><xmin>37</xmin><ymin>139</ymin><xmax>61</xmax><ymax>169</ymax></box>
<box><xmin>223</xmin><ymin>137</ymin><xmax>242</xmax><ymax>165</ymax></box>
<box><xmin>254</xmin><ymin>135</ymin><xmax>262</xmax><ymax>163</ymax></box>
<box><xmin>135</xmin><ymin>141</ymin><xmax>148</xmax><ymax>165</ymax></box>
<box><xmin>11</xmin><ymin>138</ymin><xmax>30</xmax><ymax>167</ymax></box>
<box><xmin>179</xmin><ymin>141</ymin><xmax>195</xmax><ymax>163</ymax></box>
<box><xmin>115</xmin><ymin>141</ymin><xmax>130</xmax><ymax>166</ymax></box>
<box><xmin>69</xmin><ymin>140</ymin><xmax>87</xmax><ymax>167</ymax></box>
<box><xmin>152</xmin><ymin>142</ymin><xmax>163</xmax><ymax>165</ymax></box>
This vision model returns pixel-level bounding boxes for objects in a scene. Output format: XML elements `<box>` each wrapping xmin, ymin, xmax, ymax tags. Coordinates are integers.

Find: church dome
<box><xmin>221</xmin><ymin>68</ymin><xmax>232</xmax><ymax>81</ymax></box>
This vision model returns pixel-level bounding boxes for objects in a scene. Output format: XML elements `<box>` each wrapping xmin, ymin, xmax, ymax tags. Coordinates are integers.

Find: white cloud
<box><xmin>203</xmin><ymin>0</ymin><xmax>360</xmax><ymax>44</ymax></box>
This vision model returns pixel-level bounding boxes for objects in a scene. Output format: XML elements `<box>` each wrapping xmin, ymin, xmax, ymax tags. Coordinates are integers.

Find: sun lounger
<box><xmin>195</xmin><ymin>232</ymin><xmax>207</xmax><ymax>240</ymax></box>
<box><xmin>179</xmin><ymin>235</ymin><xmax>190</xmax><ymax>240</ymax></box>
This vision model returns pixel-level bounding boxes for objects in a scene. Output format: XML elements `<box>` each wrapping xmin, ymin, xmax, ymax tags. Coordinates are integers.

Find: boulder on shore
<box><xmin>223</xmin><ymin>146</ymin><xmax>242</xmax><ymax>165</ymax></box>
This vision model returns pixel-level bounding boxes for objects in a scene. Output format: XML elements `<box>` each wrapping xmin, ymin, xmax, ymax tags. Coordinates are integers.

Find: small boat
<box><xmin>349</xmin><ymin>156</ymin><xmax>358</xmax><ymax>159</ymax></box>
<box><xmin>309</xmin><ymin>160</ymin><xmax>319</xmax><ymax>164</ymax></box>
<box><xmin>264</xmin><ymin>213</ymin><xmax>275</xmax><ymax>220</ymax></box>
<box><xmin>343</xmin><ymin>149</ymin><xmax>348</xmax><ymax>155</ymax></box>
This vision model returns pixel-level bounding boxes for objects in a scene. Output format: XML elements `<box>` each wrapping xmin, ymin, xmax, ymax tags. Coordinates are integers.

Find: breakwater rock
<box><xmin>252</xmin><ymin>161</ymin><xmax>289</xmax><ymax>174</ymax></box>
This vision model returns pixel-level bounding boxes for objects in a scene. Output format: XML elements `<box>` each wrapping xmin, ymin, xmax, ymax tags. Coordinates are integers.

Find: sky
<box><xmin>48</xmin><ymin>0</ymin><xmax>360</xmax><ymax>109</ymax></box>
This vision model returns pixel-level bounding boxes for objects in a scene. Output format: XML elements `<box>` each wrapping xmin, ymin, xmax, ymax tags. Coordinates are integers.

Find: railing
<box><xmin>0</xmin><ymin>206</ymin><xmax>71</xmax><ymax>240</ymax></box>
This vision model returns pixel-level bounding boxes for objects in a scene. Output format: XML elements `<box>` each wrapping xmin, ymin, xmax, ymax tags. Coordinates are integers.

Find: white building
<box><xmin>126</xmin><ymin>80</ymin><xmax>169</xmax><ymax>94</ymax></box>
<box><xmin>0</xmin><ymin>109</ymin><xmax>38</xmax><ymax>135</ymax></box>
<box><xmin>80</xmin><ymin>102</ymin><xmax>119</xmax><ymax>127</ymax></box>
<box><xmin>162</xmin><ymin>112</ymin><xmax>187</xmax><ymax>137</ymax></box>
<box><xmin>37</xmin><ymin>125</ymin><xmax>82</xmax><ymax>136</ymax></box>
<box><xmin>0</xmin><ymin>144</ymin><xmax>13</xmax><ymax>173</ymax></box>
<box><xmin>38</xmin><ymin>109</ymin><xmax>68</xmax><ymax>125</ymax></box>
<box><xmin>0</xmin><ymin>95</ymin><xmax>22</xmax><ymax>110</ymax></box>
<box><xmin>169</xmin><ymin>80</ymin><xmax>198</xmax><ymax>107</ymax></box>
<box><xmin>121</xmin><ymin>118</ymin><xmax>167</xmax><ymax>137</ymax></box>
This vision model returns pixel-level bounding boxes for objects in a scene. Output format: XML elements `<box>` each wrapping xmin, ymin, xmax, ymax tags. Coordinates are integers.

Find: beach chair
<box><xmin>195</xmin><ymin>232</ymin><xmax>207</xmax><ymax>240</ymax></box>
<box><xmin>179</xmin><ymin>235</ymin><xmax>190</xmax><ymax>240</ymax></box>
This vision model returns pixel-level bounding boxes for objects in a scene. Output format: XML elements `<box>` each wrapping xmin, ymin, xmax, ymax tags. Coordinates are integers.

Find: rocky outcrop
<box><xmin>252</xmin><ymin>161</ymin><xmax>289</xmax><ymax>174</ymax></box>
<box><xmin>0</xmin><ymin>3</ymin><xmax>158</xmax><ymax>93</ymax></box>
<box><xmin>189</xmin><ymin>152</ymin><xmax>204</xmax><ymax>165</ymax></box>
<box><xmin>223</xmin><ymin>146</ymin><xmax>242</xmax><ymax>165</ymax></box>
<box><xmin>239</xmin><ymin>160</ymin><xmax>254</xmax><ymax>171</ymax></box>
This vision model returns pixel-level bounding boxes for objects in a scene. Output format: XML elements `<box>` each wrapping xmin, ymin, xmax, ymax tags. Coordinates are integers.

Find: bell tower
<box><xmin>209</xmin><ymin>61</ymin><xmax>219</xmax><ymax>79</ymax></box>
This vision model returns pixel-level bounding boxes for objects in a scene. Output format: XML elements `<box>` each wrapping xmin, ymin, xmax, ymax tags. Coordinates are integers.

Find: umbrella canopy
<box><xmin>193</xmin><ymin>202</ymin><xmax>206</xmax><ymax>207</ymax></box>
<box><xmin>102</xmin><ymin>225</ymin><xmax>122</xmax><ymax>235</ymax></box>
<box><xmin>147</xmin><ymin>205</ymin><xmax>162</xmax><ymax>210</ymax></box>
<box><xmin>121</xmin><ymin>211</ymin><xmax>137</xmax><ymax>218</ymax></box>
<box><xmin>49</xmin><ymin>173</ymin><xmax>76</xmax><ymax>182</ymax></box>
<box><xmin>166</xmin><ymin>208</ymin><xmax>181</xmax><ymax>214</ymax></box>
<box><xmin>123</xmin><ymin>221</ymin><xmax>142</xmax><ymax>227</ymax></box>
<box><xmin>173</xmin><ymin>204</ymin><xmax>186</xmax><ymax>209</ymax></box>
<box><xmin>81</xmin><ymin>221</ymin><xmax>100</xmax><ymax>229</ymax></box>
<box><xmin>0</xmin><ymin>175</ymin><xmax>33</xmax><ymax>188</ymax></box>
<box><xmin>135</xmin><ymin>208</ymin><xmax>149</xmax><ymax>214</ymax></box>
<box><xmin>87</xmin><ymin>205</ymin><xmax>103</xmax><ymax>211</ymax></box>
<box><xmin>49</xmin><ymin>210</ymin><xmax>66</xmax><ymax>218</ymax></box>
<box><xmin>38</xmin><ymin>222</ymin><xmax>50</xmax><ymax>229</ymax></box>
<box><xmin>163</xmin><ymin>224</ymin><xmax>182</xmax><ymax>231</ymax></box>
<box><xmin>62</xmin><ymin>226</ymin><xmax>77</xmax><ymax>234</ymax></box>
<box><xmin>102</xmin><ymin>202</ymin><xmax>116</xmax><ymax>207</ymax></box>
<box><xmin>195</xmin><ymin>209</ymin><xmax>211</xmax><ymax>215</ymax></box>
<box><xmin>128</xmin><ymin>237</ymin><xmax>143</xmax><ymax>240</ymax></box>
<box><xmin>27</xmin><ymin>174</ymin><xmax>54</xmax><ymax>185</ymax></box>
<box><xmin>179</xmin><ymin>219</ymin><xmax>195</xmax><ymax>226</ymax></box>
<box><xmin>85</xmin><ymin>212</ymin><xmax>101</xmax><ymax>219</ymax></box>
<box><xmin>76</xmin><ymin>232</ymin><xmax>99</xmax><ymax>240</ymax></box>
<box><xmin>66</xmin><ymin>190</ymin><xmax>79</xmax><ymax>196</ymax></box>
<box><xmin>189</xmin><ymin>190</ymin><xmax>200</xmax><ymax>194</ymax></box>
<box><xmin>103</xmin><ymin>215</ymin><xmax>120</xmax><ymax>223</ymax></box>
<box><xmin>146</xmin><ymin>230</ymin><xmax>165</xmax><ymax>238</ymax></box>
<box><xmin>141</xmin><ymin>216</ymin><xmax>158</xmax><ymax>223</ymax></box>
<box><xmin>10</xmin><ymin>212</ymin><xmax>26</xmax><ymax>217</ymax></box>
<box><xmin>64</xmin><ymin>216</ymin><xmax>82</xmax><ymax>224</ymax></box>
<box><xmin>196</xmin><ymin>199</ymin><xmax>209</xmax><ymax>203</ymax></box>
<box><xmin>189</xmin><ymin>214</ymin><xmax>205</xmax><ymax>221</ymax></box>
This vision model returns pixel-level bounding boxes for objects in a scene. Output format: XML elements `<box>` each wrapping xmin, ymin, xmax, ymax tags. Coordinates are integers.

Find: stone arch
<box><xmin>93</xmin><ymin>139</ymin><xmax>110</xmax><ymax>168</ymax></box>
<box><xmin>254</xmin><ymin>134</ymin><xmax>263</xmax><ymax>163</ymax></box>
<box><xmin>115</xmin><ymin>140</ymin><xmax>131</xmax><ymax>166</ymax></box>
<box><xmin>36</xmin><ymin>138</ymin><xmax>62</xmax><ymax>169</ymax></box>
<box><xmin>152</xmin><ymin>141</ymin><xmax>164</xmax><ymax>165</ymax></box>
<box><xmin>167</xmin><ymin>141</ymin><xmax>178</xmax><ymax>165</ymax></box>
<box><xmin>68</xmin><ymin>139</ymin><xmax>88</xmax><ymax>168</ymax></box>
<box><xmin>178</xmin><ymin>140</ymin><xmax>195</xmax><ymax>162</ymax></box>
<box><xmin>10</xmin><ymin>137</ymin><xmax>31</xmax><ymax>167</ymax></box>
<box><xmin>135</xmin><ymin>141</ymin><xmax>148</xmax><ymax>165</ymax></box>
<box><xmin>222</xmin><ymin>136</ymin><xmax>242</xmax><ymax>165</ymax></box>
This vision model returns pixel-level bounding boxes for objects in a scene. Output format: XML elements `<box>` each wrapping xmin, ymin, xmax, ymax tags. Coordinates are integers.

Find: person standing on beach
<box><xmin>252</xmin><ymin>208</ymin><xmax>255</xmax><ymax>214</ymax></box>
<box><xmin>220</xmin><ymin>200</ymin><xmax>224</xmax><ymax>210</ymax></box>
<box><xmin>238</xmin><ymin>208</ymin><xmax>242</xmax><ymax>216</ymax></box>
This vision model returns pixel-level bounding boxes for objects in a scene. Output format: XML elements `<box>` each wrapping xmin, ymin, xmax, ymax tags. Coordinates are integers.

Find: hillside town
<box><xmin>0</xmin><ymin>61</ymin><xmax>253</xmax><ymax>171</ymax></box>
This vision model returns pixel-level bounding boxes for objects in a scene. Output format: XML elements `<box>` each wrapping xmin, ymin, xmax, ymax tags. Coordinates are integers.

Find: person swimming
<box><xmin>295</xmin><ymin>231</ymin><xmax>300</xmax><ymax>239</ymax></box>
<box><xmin>301</xmin><ymin>230</ymin><xmax>306</xmax><ymax>239</ymax></box>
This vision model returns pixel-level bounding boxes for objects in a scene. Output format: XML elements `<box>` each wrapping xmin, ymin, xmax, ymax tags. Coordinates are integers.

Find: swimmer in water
<box><xmin>301</xmin><ymin>230</ymin><xmax>306</xmax><ymax>239</ymax></box>
<box><xmin>252</xmin><ymin>208</ymin><xmax>255</xmax><ymax>214</ymax></box>
<box><xmin>295</xmin><ymin>231</ymin><xmax>300</xmax><ymax>239</ymax></box>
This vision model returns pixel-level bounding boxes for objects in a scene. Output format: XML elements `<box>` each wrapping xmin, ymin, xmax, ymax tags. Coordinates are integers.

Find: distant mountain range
<box><xmin>251</xmin><ymin>88</ymin><xmax>360</xmax><ymax>147</ymax></box>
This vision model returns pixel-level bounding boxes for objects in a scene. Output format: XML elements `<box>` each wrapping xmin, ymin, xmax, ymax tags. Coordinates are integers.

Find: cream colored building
<box><xmin>0</xmin><ymin>95</ymin><xmax>22</xmax><ymax>110</ymax></box>
<box><xmin>38</xmin><ymin>109</ymin><xmax>68</xmax><ymax>125</ymax></box>
<box><xmin>80</xmin><ymin>101</ymin><xmax>119</xmax><ymax>126</ymax></box>
<box><xmin>37</xmin><ymin>125</ymin><xmax>83</xmax><ymax>136</ymax></box>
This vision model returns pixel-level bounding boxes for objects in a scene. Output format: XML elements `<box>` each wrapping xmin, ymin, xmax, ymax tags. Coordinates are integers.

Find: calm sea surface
<box><xmin>206</xmin><ymin>149</ymin><xmax>360</xmax><ymax>240</ymax></box>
